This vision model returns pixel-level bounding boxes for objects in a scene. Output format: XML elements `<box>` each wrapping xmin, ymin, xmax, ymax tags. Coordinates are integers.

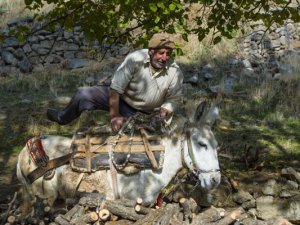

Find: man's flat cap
<box><xmin>148</xmin><ymin>33</ymin><xmax>176</xmax><ymax>49</ymax></box>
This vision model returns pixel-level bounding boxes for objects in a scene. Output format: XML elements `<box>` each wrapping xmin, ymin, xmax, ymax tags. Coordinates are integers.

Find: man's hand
<box><xmin>111</xmin><ymin>116</ymin><xmax>126</xmax><ymax>132</ymax></box>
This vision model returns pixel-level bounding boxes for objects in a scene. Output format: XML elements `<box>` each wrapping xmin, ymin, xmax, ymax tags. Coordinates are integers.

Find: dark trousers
<box><xmin>57</xmin><ymin>85</ymin><xmax>137</xmax><ymax>124</ymax></box>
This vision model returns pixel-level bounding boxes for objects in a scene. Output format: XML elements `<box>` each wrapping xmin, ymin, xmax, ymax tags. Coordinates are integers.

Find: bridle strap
<box><xmin>181</xmin><ymin>121</ymin><xmax>196</xmax><ymax>170</ymax></box>
<box><xmin>185</xmin><ymin>128</ymin><xmax>197</xmax><ymax>170</ymax></box>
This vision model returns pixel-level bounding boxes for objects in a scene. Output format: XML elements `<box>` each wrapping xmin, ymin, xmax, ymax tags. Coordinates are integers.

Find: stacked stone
<box><xmin>241</xmin><ymin>20</ymin><xmax>300</xmax><ymax>75</ymax></box>
<box><xmin>0</xmin><ymin>16</ymin><xmax>131</xmax><ymax>75</ymax></box>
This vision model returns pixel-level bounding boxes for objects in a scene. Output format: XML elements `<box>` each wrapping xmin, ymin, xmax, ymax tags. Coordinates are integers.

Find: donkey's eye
<box><xmin>198</xmin><ymin>142</ymin><xmax>207</xmax><ymax>149</ymax></box>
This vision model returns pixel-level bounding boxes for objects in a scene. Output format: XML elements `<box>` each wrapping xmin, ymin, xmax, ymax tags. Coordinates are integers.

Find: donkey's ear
<box><xmin>194</xmin><ymin>101</ymin><xmax>207</xmax><ymax>122</ymax></box>
<box><xmin>204</xmin><ymin>105</ymin><xmax>219</xmax><ymax>127</ymax></box>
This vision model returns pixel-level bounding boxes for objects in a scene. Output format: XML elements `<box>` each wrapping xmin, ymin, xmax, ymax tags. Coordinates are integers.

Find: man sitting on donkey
<box><xmin>47</xmin><ymin>33</ymin><xmax>183</xmax><ymax>132</ymax></box>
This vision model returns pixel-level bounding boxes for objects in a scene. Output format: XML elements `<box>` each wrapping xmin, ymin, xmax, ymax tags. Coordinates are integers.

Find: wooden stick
<box><xmin>140</xmin><ymin>128</ymin><xmax>158</xmax><ymax>169</ymax></box>
<box><xmin>3</xmin><ymin>192</ymin><xmax>17</xmax><ymax>223</ymax></box>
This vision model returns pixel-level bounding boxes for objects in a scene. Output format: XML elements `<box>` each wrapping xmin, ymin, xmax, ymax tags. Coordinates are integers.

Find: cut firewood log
<box><xmin>179</xmin><ymin>198</ymin><xmax>191</xmax><ymax>221</ymax></box>
<box><xmin>212</xmin><ymin>207</ymin><xmax>245</xmax><ymax>225</ymax></box>
<box><xmin>105</xmin><ymin>220</ymin><xmax>133</xmax><ymax>225</ymax></box>
<box><xmin>103</xmin><ymin>200</ymin><xmax>144</xmax><ymax>221</ymax></box>
<box><xmin>48</xmin><ymin>222</ymin><xmax>58</xmax><ymax>225</ymax></box>
<box><xmin>134</xmin><ymin>204</ymin><xmax>152</xmax><ymax>215</ymax></box>
<box><xmin>191</xmin><ymin>206</ymin><xmax>225</xmax><ymax>225</ymax></box>
<box><xmin>78</xmin><ymin>194</ymin><xmax>105</xmax><ymax>208</ymax></box>
<box><xmin>115</xmin><ymin>198</ymin><xmax>136</xmax><ymax>208</ymax></box>
<box><xmin>44</xmin><ymin>206</ymin><xmax>51</xmax><ymax>213</ymax></box>
<box><xmin>70</xmin><ymin>212</ymin><xmax>99</xmax><ymax>225</ymax></box>
<box><xmin>39</xmin><ymin>221</ymin><xmax>46</xmax><ymax>225</ymax></box>
<box><xmin>63</xmin><ymin>204</ymin><xmax>84</xmax><ymax>221</ymax></box>
<box><xmin>136</xmin><ymin>198</ymin><xmax>143</xmax><ymax>205</ymax></box>
<box><xmin>76</xmin><ymin>191</ymin><xmax>106</xmax><ymax>199</ymax></box>
<box><xmin>132</xmin><ymin>205</ymin><xmax>175</xmax><ymax>225</ymax></box>
<box><xmin>132</xmin><ymin>208</ymin><xmax>165</xmax><ymax>225</ymax></box>
<box><xmin>98</xmin><ymin>208</ymin><xmax>110</xmax><ymax>221</ymax></box>
<box><xmin>52</xmin><ymin>208</ymin><xmax>68</xmax><ymax>218</ymax></box>
<box><xmin>111</xmin><ymin>214</ymin><xmax>119</xmax><ymax>221</ymax></box>
<box><xmin>155</xmin><ymin>204</ymin><xmax>176</xmax><ymax>225</ymax></box>
<box><xmin>7</xmin><ymin>215</ymin><xmax>16</xmax><ymax>224</ymax></box>
<box><xmin>189</xmin><ymin>197</ymin><xmax>200</xmax><ymax>214</ymax></box>
<box><xmin>66</xmin><ymin>198</ymin><xmax>79</xmax><ymax>208</ymax></box>
<box><xmin>54</xmin><ymin>215</ymin><xmax>72</xmax><ymax>225</ymax></box>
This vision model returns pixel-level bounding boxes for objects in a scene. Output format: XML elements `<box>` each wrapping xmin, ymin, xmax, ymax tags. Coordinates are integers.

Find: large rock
<box><xmin>66</xmin><ymin>59</ymin><xmax>92</xmax><ymax>69</ymax></box>
<box><xmin>232</xmin><ymin>190</ymin><xmax>254</xmax><ymax>204</ymax></box>
<box><xmin>256</xmin><ymin>196</ymin><xmax>282</xmax><ymax>220</ymax></box>
<box><xmin>262</xmin><ymin>179</ymin><xmax>280</xmax><ymax>196</ymax></box>
<box><xmin>281</xmin><ymin>167</ymin><xmax>300</xmax><ymax>183</ymax></box>
<box><xmin>2</xmin><ymin>37</ymin><xmax>19</xmax><ymax>47</ymax></box>
<box><xmin>1</xmin><ymin>51</ymin><xmax>16</xmax><ymax>65</ymax></box>
<box><xmin>31</xmin><ymin>44</ymin><xmax>49</xmax><ymax>55</ymax></box>
<box><xmin>256</xmin><ymin>196</ymin><xmax>300</xmax><ymax>223</ymax></box>
<box><xmin>18</xmin><ymin>57</ymin><xmax>33</xmax><ymax>73</ymax></box>
<box><xmin>40</xmin><ymin>40</ymin><xmax>54</xmax><ymax>49</ymax></box>
<box><xmin>0</xmin><ymin>66</ymin><xmax>19</xmax><ymax>76</ymax></box>
<box><xmin>13</xmin><ymin>48</ymin><xmax>25</xmax><ymax>60</ymax></box>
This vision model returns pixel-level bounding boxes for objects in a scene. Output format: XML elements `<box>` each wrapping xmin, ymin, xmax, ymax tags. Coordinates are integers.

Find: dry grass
<box><xmin>0</xmin><ymin>0</ymin><xmax>28</xmax><ymax>27</ymax></box>
<box><xmin>0</xmin><ymin>0</ymin><xmax>54</xmax><ymax>28</ymax></box>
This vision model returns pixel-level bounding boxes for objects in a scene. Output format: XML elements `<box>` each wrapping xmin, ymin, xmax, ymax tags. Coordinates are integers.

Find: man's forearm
<box><xmin>109</xmin><ymin>89</ymin><xmax>120</xmax><ymax>119</ymax></box>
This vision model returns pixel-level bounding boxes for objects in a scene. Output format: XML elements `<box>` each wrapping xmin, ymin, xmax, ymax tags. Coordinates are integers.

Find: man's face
<box><xmin>149</xmin><ymin>48</ymin><xmax>172</xmax><ymax>69</ymax></box>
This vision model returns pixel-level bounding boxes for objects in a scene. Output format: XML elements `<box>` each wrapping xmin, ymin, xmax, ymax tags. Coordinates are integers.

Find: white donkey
<box><xmin>16</xmin><ymin>100</ymin><xmax>221</xmax><ymax>214</ymax></box>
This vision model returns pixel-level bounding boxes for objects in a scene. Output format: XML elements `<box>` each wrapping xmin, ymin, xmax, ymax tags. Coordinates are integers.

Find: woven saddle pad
<box><xmin>70</xmin><ymin>129</ymin><xmax>165</xmax><ymax>174</ymax></box>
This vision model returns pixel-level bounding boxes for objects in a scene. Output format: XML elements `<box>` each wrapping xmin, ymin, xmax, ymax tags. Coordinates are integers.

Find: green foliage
<box><xmin>6</xmin><ymin>0</ymin><xmax>300</xmax><ymax>48</ymax></box>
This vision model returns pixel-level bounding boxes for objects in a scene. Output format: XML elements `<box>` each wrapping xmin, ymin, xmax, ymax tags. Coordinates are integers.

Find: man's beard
<box><xmin>150</xmin><ymin>57</ymin><xmax>166</xmax><ymax>69</ymax></box>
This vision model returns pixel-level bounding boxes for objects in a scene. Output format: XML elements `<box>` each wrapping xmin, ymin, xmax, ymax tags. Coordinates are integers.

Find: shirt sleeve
<box><xmin>161</xmin><ymin>68</ymin><xmax>184</xmax><ymax>113</ymax></box>
<box><xmin>110</xmin><ymin>54</ymin><xmax>135</xmax><ymax>94</ymax></box>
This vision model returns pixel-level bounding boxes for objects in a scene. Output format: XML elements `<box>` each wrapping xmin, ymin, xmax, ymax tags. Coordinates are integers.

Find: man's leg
<box><xmin>47</xmin><ymin>86</ymin><xmax>111</xmax><ymax>124</ymax></box>
<box><xmin>47</xmin><ymin>86</ymin><xmax>138</xmax><ymax>125</ymax></box>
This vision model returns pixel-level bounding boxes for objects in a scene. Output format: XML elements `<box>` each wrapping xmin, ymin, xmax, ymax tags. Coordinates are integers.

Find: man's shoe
<box><xmin>47</xmin><ymin>109</ymin><xmax>64</xmax><ymax>124</ymax></box>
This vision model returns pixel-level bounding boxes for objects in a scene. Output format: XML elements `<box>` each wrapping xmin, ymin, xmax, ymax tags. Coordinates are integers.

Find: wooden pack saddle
<box><xmin>70</xmin><ymin>127</ymin><xmax>165</xmax><ymax>174</ymax></box>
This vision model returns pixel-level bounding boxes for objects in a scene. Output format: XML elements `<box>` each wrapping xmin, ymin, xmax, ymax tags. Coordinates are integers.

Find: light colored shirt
<box><xmin>110</xmin><ymin>49</ymin><xmax>183</xmax><ymax>114</ymax></box>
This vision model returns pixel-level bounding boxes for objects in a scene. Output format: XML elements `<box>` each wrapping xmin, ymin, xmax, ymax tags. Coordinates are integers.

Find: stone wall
<box><xmin>0</xmin><ymin>16</ymin><xmax>131</xmax><ymax>76</ymax></box>
<box><xmin>241</xmin><ymin>20</ymin><xmax>300</xmax><ymax>76</ymax></box>
<box><xmin>1</xmin><ymin>16</ymin><xmax>300</xmax><ymax>76</ymax></box>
